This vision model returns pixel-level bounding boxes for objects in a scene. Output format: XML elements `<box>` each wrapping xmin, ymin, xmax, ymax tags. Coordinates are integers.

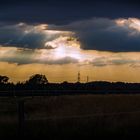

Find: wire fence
<box><xmin>27</xmin><ymin>110</ymin><xmax>140</xmax><ymax>121</ymax></box>
<box><xmin>1</xmin><ymin>94</ymin><xmax>140</xmax><ymax>137</ymax></box>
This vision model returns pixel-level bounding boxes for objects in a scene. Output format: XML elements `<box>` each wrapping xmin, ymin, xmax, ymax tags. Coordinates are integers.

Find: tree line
<box><xmin>0</xmin><ymin>74</ymin><xmax>140</xmax><ymax>94</ymax></box>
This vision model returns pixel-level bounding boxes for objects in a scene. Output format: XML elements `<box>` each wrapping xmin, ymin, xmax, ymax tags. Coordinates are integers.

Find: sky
<box><xmin>0</xmin><ymin>0</ymin><xmax>140</xmax><ymax>83</ymax></box>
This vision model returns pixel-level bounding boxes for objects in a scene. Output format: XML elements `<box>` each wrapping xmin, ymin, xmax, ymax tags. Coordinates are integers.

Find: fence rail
<box><xmin>0</xmin><ymin>90</ymin><xmax>140</xmax><ymax>97</ymax></box>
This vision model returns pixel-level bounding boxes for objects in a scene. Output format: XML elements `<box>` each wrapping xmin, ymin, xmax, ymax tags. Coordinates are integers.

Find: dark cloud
<box><xmin>92</xmin><ymin>57</ymin><xmax>140</xmax><ymax>67</ymax></box>
<box><xmin>1</xmin><ymin>18</ymin><xmax>140</xmax><ymax>52</ymax></box>
<box><xmin>54</xmin><ymin>18</ymin><xmax>140</xmax><ymax>52</ymax></box>
<box><xmin>0</xmin><ymin>46</ymin><xmax>79</xmax><ymax>65</ymax></box>
<box><xmin>0</xmin><ymin>24</ymin><xmax>45</xmax><ymax>48</ymax></box>
<box><xmin>38</xmin><ymin>56</ymin><xmax>79</xmax><ymax>65</ymax></box>
<box><xmin>92</xmin><ymin>57</ymin><xmax>108</xmax><ymax>67</ymax></box>
<box><xmin>2</xmin><ymin>56</ymin><xmax>78</xmax><ymax>65</ymax></box>
<box><xmin>0</xmin><ymin>23</ymin><xmax>70</xmax><ymax>49</ymax></box>
<box><xmin>0</xmin><ymin>47</ymin><xmax>35</xmax><ymax>64</ymax></box>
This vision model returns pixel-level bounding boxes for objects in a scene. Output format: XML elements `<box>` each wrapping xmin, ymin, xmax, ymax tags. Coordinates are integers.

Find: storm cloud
<box><xmin>0</xmin><ymin>18</ymin><xmax>140</xmax><ymax>66</ymax></box>
<box><xmin>53</xmin><ymin>18</ymin><xmax>140</xmax><ymax>52</ymax></box>
<box><xmin>0</xmin><ymin>23</ymin><xmax>72</xmax><ymax>49</ymax></box>
<box><xmin>1</xmin><ymin>18</ymin><xmax>140</xmax><ymax>52</ymax></box>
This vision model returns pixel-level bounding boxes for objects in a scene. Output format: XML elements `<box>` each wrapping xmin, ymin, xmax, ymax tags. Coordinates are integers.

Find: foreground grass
<box><xmin>1</xmin><ymin>94</ymin><xmax>140</xmax><ymax>138</ymax></box>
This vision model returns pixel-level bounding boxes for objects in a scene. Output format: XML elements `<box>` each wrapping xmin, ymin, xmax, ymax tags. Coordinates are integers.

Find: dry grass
<box><xmin>1</xmin><ymin>94</ymin><xmax>140</xmax><ymax>138</ymax></box>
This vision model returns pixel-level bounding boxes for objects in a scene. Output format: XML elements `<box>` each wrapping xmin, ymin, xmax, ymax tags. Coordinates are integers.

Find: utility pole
<box><xmin>17</xmin><ymin>98</ymin><xmax>25</xmax><ymax>138</ymax></box>
<box><xmin>87</xmin><ymin>76</ymin><xmax>89</xmax><ymax>83</ymax></box>
<box><xmin>78</xmin><ymin>71</ymin><xmax>80</xmax><ymax>83</ymax></box>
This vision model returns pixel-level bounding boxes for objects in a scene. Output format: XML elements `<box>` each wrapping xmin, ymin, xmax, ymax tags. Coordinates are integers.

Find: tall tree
<box><xmin>26</xmin><ymin>74</ymin><xmax>48</xmax><ymax>85</ymax></box>
<box><xmin>0</xmin><ymin>76</ymin><xmax>9</xmax><ymax>84</ymax></box>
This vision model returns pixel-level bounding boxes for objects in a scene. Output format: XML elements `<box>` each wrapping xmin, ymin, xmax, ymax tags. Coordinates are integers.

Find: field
<box><xmin>1</xmin><ymin>94</ymin><xmax>140</xmax><ymax>139</ymax></box>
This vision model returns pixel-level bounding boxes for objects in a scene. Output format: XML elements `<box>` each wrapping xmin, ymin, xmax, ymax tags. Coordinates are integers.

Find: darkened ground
<box><xmin>1</xmin><ymin>94</ymin><xmax>140</xmax><ymax>139</ymax></box>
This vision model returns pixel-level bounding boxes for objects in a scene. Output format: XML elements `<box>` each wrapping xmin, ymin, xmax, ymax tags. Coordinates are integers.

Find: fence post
<box><xmin>17</xmin><ymin>98</ymin><xmax>25</xmax><ymax>138</ymax></box>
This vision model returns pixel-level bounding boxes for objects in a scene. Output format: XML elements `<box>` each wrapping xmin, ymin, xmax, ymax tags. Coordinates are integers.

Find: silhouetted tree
<box><xmin>0</xmin><ymin>75</ymin><xmax>9</xmax><ymax>84</ymax></box>
<box><xmin>26</xmin><ymin>74</ymin><xmax>48</xmax><ymax>85</ymax></box>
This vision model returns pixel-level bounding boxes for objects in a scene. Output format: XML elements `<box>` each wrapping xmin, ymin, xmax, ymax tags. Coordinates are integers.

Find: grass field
<box><xmin>1</xmin><ymin>94</ymin><xmax>140</xmax><ymax>138</ymax></box>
